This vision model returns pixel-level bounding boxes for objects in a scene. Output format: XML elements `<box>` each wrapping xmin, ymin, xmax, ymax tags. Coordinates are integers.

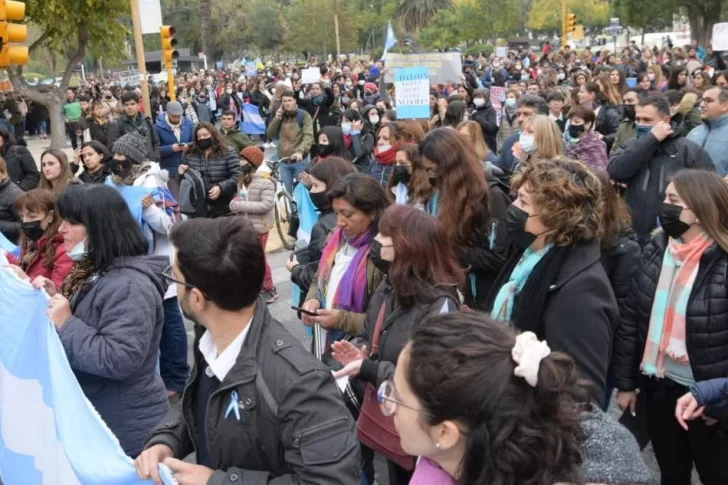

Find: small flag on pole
<box><xmin>382</xmin><ymin>21</ymin><xmax>397</xmax><ymax>60</ymax></box>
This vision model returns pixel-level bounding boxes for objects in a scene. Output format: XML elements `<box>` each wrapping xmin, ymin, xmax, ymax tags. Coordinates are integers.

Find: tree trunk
<box><xmin>48</xmin><ymin>97</ymin><xmax>66</xmax><ymax>150</ymax></box>
<box><xmin>200</xmin><ymin>0</ymin><xmax>214</xmax><ymax>68</ymax></box>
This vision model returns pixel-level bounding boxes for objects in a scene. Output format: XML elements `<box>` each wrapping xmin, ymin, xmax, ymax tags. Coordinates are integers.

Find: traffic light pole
<box><xmin>130</xmin><ymin>0</ymin><xmax>152</xmax><ymax>119</ymax></box>
<box><xmin>561</xmin><ymin>0</ymin><xmax>566</xmax><ymax>49</ymax></box>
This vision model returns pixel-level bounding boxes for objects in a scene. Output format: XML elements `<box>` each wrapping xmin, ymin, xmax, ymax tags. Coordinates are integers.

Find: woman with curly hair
<box><xmin>487</xmin><ymin>157</ymin><xmax>618</xmax><ymax>405</ymax></box>
<box><xmin>390</xmin><ymin>311</ymin><xmax>652</xmax><ymax>485</ymax></box>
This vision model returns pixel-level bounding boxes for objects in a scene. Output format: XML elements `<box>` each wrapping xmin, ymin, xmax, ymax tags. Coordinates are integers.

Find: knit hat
<box><xmin>364</xmin><ymin>82</ymin><xmax>378</xmax><ymax>93</ymax></box>
<box><xmin>240</xmin><ymin>146</ymin><xmax>265</xmax><ymax>167</ymax></box>
<box><xmin>112</xmin><ymin>133</ymin><xmax>147</xmax><ymax>165</ymax></box>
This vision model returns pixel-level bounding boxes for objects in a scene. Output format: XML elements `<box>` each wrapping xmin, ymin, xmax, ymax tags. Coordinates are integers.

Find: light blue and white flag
<box><xmin>0</xmin><ymin>259</ymin><xmax>161</xmax><ymax>485</ymax></box>
<box><xmin>382</xmin><ymin>21</ymin><xmax>397</xmax><ymax>60</ymax></box>
<box><xmin>0</xmin><ymin>231</ymin><xmax>19</xmax><ymax>258</ymax></box>
<box><xmin>242</xmin><ymin>103</ymin><xmax>266</xmax><ymax>135</ymax></box>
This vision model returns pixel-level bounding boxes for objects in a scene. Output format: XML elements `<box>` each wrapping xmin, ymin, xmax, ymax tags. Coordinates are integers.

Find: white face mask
<box><xmin>369</xmin><ymin>116</ymin><xmax>380</xmax><ymax>125</ymax></box>
<box><xmin>226</xmin><ymin>89</ymin><xmax>233</xmax><ymax>94</ymax></box>
<box><xmin>68</xmin><ymin>237</ymin><xmax>87</xmax><ymax>262</ymax></box>
<box><xmin>519</xmin><ymin>133</ymin><xmax>537</xmax><ymax>153</ymax></box>
<box><xmin>377</xmin><ymin>144</ymin><xmax>391</xmax><ymax>152</ymax></box>
<box><xmin>558</xmin><ymin>72</ymin><xmax>566</xmax><ymax>80</ymax></box>
<box><xmin>473</xmin><ymin>98</ymin><xmax>486</xmax><ymax>108</ymax></box>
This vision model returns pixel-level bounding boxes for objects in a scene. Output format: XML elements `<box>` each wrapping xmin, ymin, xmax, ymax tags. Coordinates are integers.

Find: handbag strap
<box><xmin>371</xmin><ymin>301</ymin><xmax>388</xmax><ymax>355</ymax></box>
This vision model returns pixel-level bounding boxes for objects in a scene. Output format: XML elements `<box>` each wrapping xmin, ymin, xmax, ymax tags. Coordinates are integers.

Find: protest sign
<box><xmin>712</xmin><ymin>23</ymin><xmax>728</xmax><ymax>51</ymax></box>
<box><xmin>246</xmin><ymin>61</ymin><xmax>258</xmax><ymax>76</ymax></box>
<box><xmin>394</xmin><ymin>67</ymin><xmax>430</xmax><ymax>119</ymax></box>
<box><xmin>301</xmin><ymin>67</ymin><xmax>321</xmax><ymax>84</ymax></box>
<box><xmin>384</xmin><ymin>53</ymin><xmax>463</xmax><ymax>84</ymax></box>
<box><xmin>495</xmin><ymin>46</ymin><xmax>508</xmax><ymax>58</ymax></box>
<box><xmin>490</xmin><ymin>86</ymin><xmax>508</xmax><ymax>126</ymax></box>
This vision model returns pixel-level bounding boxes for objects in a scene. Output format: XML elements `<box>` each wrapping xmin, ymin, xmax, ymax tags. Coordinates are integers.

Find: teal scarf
<box><xmin>491</xmin><ymin>244</ymin><xmax>552</xmax><ymax>324</ymax></box>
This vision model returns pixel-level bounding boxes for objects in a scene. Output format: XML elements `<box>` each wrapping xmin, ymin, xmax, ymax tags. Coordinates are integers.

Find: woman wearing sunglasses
<box><xmin>386</xmin><ymin>311</ymin><xmax>652</xmax><ymax>485</ymax></box>
<box><xmin>331</xmin><ymin>204</ymin><xmax>462</xmax><ymax>485</ymax></box>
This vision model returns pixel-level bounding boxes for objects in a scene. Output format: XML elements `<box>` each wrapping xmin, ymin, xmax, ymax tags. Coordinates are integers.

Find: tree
<box><xmin>614</xmin><ymin>0</ymin><xmax>676</xmax><ymax>44</ymax></box>
<box><xmin>527</xmin><ymin>0</ymin><xmax>611</xmax><ymax>33</ymax></box>
<box><xmin>201</xmin><ymin>0</ymin><xmax>214</xmax><ymax>65</ymax></box>
<box><xmin>678</xmin><ymin>0</ymin><xmax>722</xmax><ymax>46</ymax></box>
<box><xmin>246</xmin><ymin>0</ymin><xmax>287</xmax><ymax>57</ymax></box>
<box><xmin>396</xmin><ymin>0</ymin><xmax>454</xmax><ymax>33</ymax></box>
<box><xmin>7</xmin><ymin>0</ymin><xmax>128</xmax><ymax>149</ymax></box>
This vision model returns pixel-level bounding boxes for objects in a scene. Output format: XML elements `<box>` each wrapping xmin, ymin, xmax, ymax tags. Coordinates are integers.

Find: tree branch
<box><xmin>60</xmin><ymin>26</ymin><xmax>89</xmax><ymax>89</ymax></box>
<box><xmin>28</xmin><ymin>31</ymin><xmax>51</xmax><ymax>55</ymax></box>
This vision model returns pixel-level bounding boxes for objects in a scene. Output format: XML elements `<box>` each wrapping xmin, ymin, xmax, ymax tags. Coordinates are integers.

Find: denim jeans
<box><xmin>160</xmin><ymin>297</ymin><xmax>190</xmax><ymax>394</ymax></box>
<box><xmin>279</xmin><ymin>157</ymin><xmax>309</xmax><ymax>194</ymax></box>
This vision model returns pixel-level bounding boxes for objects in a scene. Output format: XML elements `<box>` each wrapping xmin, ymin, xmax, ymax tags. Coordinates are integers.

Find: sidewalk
<box><xmin>24</xmin><ymin>137</ymin><xmax>285</xmax><ymax>254</ymax></box>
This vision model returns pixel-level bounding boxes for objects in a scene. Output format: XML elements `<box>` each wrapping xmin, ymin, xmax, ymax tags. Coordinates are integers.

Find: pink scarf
<box><xmin>410</xmin><ymin>458</ymin><xmax>456</xmax><ymax>485</ymax></box>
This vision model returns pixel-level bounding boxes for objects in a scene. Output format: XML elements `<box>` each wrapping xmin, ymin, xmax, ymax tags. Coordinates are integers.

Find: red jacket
<box><xmin>10</xmin><ymin>233</ymin><xmax>74</xmax><ymax>289</ymax></box>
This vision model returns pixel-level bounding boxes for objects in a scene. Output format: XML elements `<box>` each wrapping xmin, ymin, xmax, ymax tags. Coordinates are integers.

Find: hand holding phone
<box><xmin>291</xmin><ymin>305</ymin><xmax>318</xmax><ymax>317</ymax></box>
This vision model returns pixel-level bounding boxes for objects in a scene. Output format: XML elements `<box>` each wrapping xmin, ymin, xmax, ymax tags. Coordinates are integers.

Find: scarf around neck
<box><xmin>375</xmin><ymin>144</ymin><xmax>398</xmax><ymax>165</ymax></box>
<box><xmin>316</xmin><ymin>227</ymin><xmax>373</xmax><ymax>313</ymax></box>
<box><xmin>641</xmin><ymin>232</ymin><xmax>714</xmax><ymax>378</ymax></box>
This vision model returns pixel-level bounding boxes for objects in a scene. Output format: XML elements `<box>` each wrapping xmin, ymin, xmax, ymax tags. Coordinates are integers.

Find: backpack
<box><xmin>295</xmin><ymin>109</ymin><xmax>306</xmax><ymax>128</ymax></box>
<box><xmin>178</xmin><ymin>168</ymin><xmax>208</xmax><ymax>218</ymax></box>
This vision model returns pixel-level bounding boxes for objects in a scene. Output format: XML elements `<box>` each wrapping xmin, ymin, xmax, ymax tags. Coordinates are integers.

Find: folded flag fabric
<box><xmin>0</xmin><ymin>231</ymin><xmax>20</xmax><ymax>258</ymax></box>
<box><xmin>0</xmin><ymin>257</ymin><xmax>155</xmax><ymax>485</ymax></box>
<box><xmin>242</xmin><ymin>103</ymin><xmax>266</xmax><ymax>135</ymax></box>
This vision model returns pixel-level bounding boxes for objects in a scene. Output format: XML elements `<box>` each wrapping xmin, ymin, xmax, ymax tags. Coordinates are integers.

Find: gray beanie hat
<box><xmin>112</xmin><ymin>133</ymin><xmax>147</xmax><ymax>165</ymax></box>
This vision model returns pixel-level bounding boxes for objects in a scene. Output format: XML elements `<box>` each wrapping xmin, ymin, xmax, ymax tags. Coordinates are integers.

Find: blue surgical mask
<box><xmin>519</xmin><ymin>133</ymin><xmax>537</xmax><ymax>153</ymax></box>
<box><xmin>505</xmin><ymin>98</ymin><xmax>516</xmax><ymax>108</ymax></box>
<box><xmin>68</xmin><ymin>238</ymin><xmax>87</xmax><ymax>262</ymax></box>
<box><xmin>341</xmin><ymin>122</ymin><xmax>353</xmax><ymax>135</ymax></box>
<box><xmin>636</xmin><ymin>124</ymin><xmax>653</xmax><ymax>138</ymax></box>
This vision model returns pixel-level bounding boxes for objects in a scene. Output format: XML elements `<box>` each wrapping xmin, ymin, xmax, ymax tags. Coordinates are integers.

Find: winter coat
<box><xmin>356</xmin><ymin>280</ymin><xmax>459</xmax><ymax>388</ymax></box>
<box><xmin>497</xmin><ymin>111</ymin><xmax>519</xmax><ymax>153</ymax></box>
<box><xmin>58</xmin><ymin>255</ymin><xmax>169</xmax><ymax>457</ymax></box>
<box><xmin>291</xmin><ymin>211</ymin><xmax>336</xmax><ymax>294</ymax></box>
<box><xmin>229</xmin><ymin>168</ymin><xmax>276</xmax><ymax>234</ymax></box>
<box><xmin>183</xmin><ymin>148</ymin><xmax>242</xmax><ymax>218</ymax></box>
<box><xmin>194</xmin><ymin>102</ymin><xmax>214</xmax><ymax>124</ymax></box>
<box><xmin>608</xmin><ymin>134</ymin><xmax>714</xmax><ymax>245</ymax></box>
<box><xmin>496</xmin><ymin>131</ymin><xmax>519</xmax><ymax>171</ymax></box>
<box><xmin>86</xmin><ymin>117</ymin><xmax>110</xmax><ymax>147</ymax></box>
<box><xmin>0</xmin><ymin>178</ymin><xmax>22</xmax><ymax>242</ymax></box>
<box><xmin>107</xmin><ymin>113</ymin><xmax>161</xmax><ymax>162</ymax></box>
<box><xmin>470</xmin><ymin>100</ymin><xmax>498</xmax><ymax>152</ymax></box>
<box><xmin>267</xmin><ymin>109</ymin><xmax>314</xmax><ymax>159</ymax></box>
<box><xmin>687</xmin><ymin>114</ymin><xmax>728</xmax><ymax>175</ymax></box>
<box><xmin>2</xmin><ymin>144</ymin><xmax>39</xmax><ymax>191</ymax></box>
<box><xmin>299</xmin><ymin>87</ymin><xmax>339</xmax><ymax>135</ymax></box>
<box><xmin>349</xmin><ymin>131</ymin><xmax>375</xmax><ymax>173</ymax></box>
<box><xmin>12</xmin><ymin>233</ymin><xmax>74</xmax><ymax>289</ymax></box>
<box><xmin>671</xmin><ymin>92</ymin><xmax>702</xmax><ymax>140</ymax></box>
<box><xmin>612</xmin><ymin>232</ymin><xmax>728</xmax><ymax>422</ymax></box>
<box><xmin>144</xmin><ymin>300</ymin><xmax>361</xmax><ymax>485</ymax></box>
<box><xmin>221</xmin><ymin>125</ymin><xmax>255</xmax><ymax>154</ymax></box>
<box><xmin>595</xmin><ymin>104</ymin><xmax>622</xmax><ymax>152</ymax></box>
<box><xmin>156</xmin><ymin>114</ymin><xmax>195</xmax><ymax>172</ymax></box>
<box><xmin>565</xmin><ymin>130</ymin><xmax>609</xmax><ymax>172</ymax></box>
<box><xmin>691</xmin><ymin>378</ymin><xmax>728</xmax><ymax>411</ymax></box>
<box><xmin>611</xmin><ymin>120</ymin><xmax>636</xmax><ymax>155</ymax></box>
<box><xmin>489</xmin><ymin>240</ymin><xmax>617</xmax><ymax>404</ymax></box>
<box><xmin>77</xmin><ymin>164</ymin><xmax>112</xmax><ymax>185</ymax></box>
<box><xmin>600</xmin><ymin>230</ymin><xmax>641</xmax><ymax>308</ymax></box>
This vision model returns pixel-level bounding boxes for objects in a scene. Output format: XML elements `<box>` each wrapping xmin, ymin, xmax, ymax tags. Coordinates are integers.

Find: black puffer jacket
<box><xmin>183</xmin><ymin>148</ymin><xmax>242</xmax><ymax>218</ymax></box>
<box><xmin>470</xmin><ymin>100</ymin><xmax>499</xmax><ymax>153</ymax></box>
<box><xmin>291</xmin><ymin>211</ymin><xmax>337</xmax><ymax>294</ymax></box>
<box><xmin>600</xmin><ymin>230</ymin><xmax>641</xmax><ymax>308</ymax></box>
<box><xmin>3</xmin><ymin>144</ymin><xmax>39</xmax><ymax>191</ymax></box>
<box><xmin>595</xmin><ymin>103</ymin><xmax>622</xmax><ymax>152</ymax></box>
<box><xmin>613</xmin><ymin>232</ymin><xmax>728</xmax><ymax>404</ymax></box>
<box><xmin>0</xmin><ymin>178</ymin><xmax>22</xmax><ymax>242</ymax></box>
<box><xmin>608</xmin><ymin>133</ymin><xmax>714</xmax><ymax>245</ymax></box>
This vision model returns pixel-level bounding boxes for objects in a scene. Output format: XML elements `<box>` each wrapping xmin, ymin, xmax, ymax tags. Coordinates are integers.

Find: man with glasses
<box><xmin>687</xmin><ymin>86</ymin><xmax>728</xmax><ymax>175</ymax></box>
<box><xmin>135</xmin><ymin>217</ymin><xmax>360</xmax><ymax>484</ymax></box>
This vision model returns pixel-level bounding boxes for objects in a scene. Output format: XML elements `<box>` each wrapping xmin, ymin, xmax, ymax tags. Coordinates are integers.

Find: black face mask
<box><xmin>659</xmin><ymin>202</ymin><xmax>692</xmax><ymax>239</ymax></box>
<box><xmin>369</xmin><ymin>239</ymin><xmax>392</xmax><ymax>274</ymax></box>
<box><xmin>240</xmin><ymin>163</ymin><xmax>255</xmax><ymax>176</ymax></box>
<box><xmin>21</xmin><ymin>220</ymin><xmax>45</xmax><ymax>242</ymax></box>
<box><xmin>393</xmin><ymin>165</ymin><xmax>410</xmax><ymax>185</ymax></box>
<box><xmin>568</xmin><ymin>124</ymin><xmax>585</xmax><ymax>139</ymax></box>
<box><xmin>198</xmin><ymin>138</ymin><xmax>213</xmax><ymax>150</ymax></box>
<box><xmin>310</xmin><ymin>190</ymin><xmax>328</xmax><ymax>211</ymax></box>
<box><xmin>317</xmin><ymin>143</ymin><xmax>333</xmax><ymax>158</ymax></box>
<box><xmin>111</xmin><ymin>158</ymin><xmax>133</xmax><ymax>175</ymax></box>
<box><xmin>428</xmin><ymin>175</ymin><xmax>437</xmax><ymax>187</ymax></box>
<box><xmin>623</xmin><ymin>104</ymin><xmax>636</xmax><ymax>121</ymax></box>
<box><xmin>505</xmin><ymin>204</ymin><xmax>538</xmax><ymax>249</ymax></box>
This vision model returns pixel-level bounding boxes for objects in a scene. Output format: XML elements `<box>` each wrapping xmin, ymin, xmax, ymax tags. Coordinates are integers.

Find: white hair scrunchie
<box><xmin>511</xmin><ymin>331</ymin><xmax>551</xmax><ymax>387</ymax></box>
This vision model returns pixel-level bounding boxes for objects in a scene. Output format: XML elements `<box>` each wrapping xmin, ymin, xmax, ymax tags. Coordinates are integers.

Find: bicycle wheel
<box><xmin>275</xmin><ymin>191</ymin><xmax>296</xmax><ymax>250</ymax></box>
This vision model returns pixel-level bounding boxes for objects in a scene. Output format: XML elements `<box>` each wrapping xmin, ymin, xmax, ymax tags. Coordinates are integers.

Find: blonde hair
<box><xmin>649</xmin><ymin>65</ymin><xmax>664</xmax><ymax>87</ymax></box>
<box><xmin>521</xmin><ymin>115</ymin><xmax>564</xmax><ymax>160</ymax></box>
<box><xmin>457</xmin><ymin>120</ymin><xmax>489</xmax><ymax>161</ymax></box>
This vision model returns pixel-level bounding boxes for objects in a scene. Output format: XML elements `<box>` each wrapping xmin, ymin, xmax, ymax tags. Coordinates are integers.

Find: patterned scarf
<box><xmin>316</xmin><ymin>227</ymin><xmax>373</xmax><ymax>313</ymax></box>
<box><xmin>491</xmin><ymin>244</ymin><xmax>552</xmax><ymax>324</ymax></box>
<box><xmin>60</xmin><ymin>256</ymin><xmax>96</xmax><ymax>300</ymax></box>
<box><xmin>641</xmin><ymin>232</ymin><xmax>713</xmax><ymax>377</ymax></box>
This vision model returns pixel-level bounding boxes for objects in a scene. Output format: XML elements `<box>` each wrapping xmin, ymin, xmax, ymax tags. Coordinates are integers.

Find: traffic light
<box><xmin>567</xmin><ymin>14</ymin><xmax>577</xmax><ymax>33</ymax></box>
<box><xmin>160</xmin><ymin>25</ymin><xmax>178</xmax><ymax>67</ymax></box>
<box><xmin>0</xmin><ymin>0</ymin><xmax>28</xmax><ymax>68</ymax></box>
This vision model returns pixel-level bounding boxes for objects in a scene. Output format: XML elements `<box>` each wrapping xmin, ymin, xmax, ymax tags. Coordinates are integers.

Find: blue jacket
<box><xmin>155</xmin><ymin>114</ymin><xmax>194</xmax><ymax>171</ymax></box>
<box><xmin>686</xmin><ymin>115</ymin><xmax>728</xmax><ymax>175</ymax></box>
<box><xmin>691</xmin><ymin>378</ymin><xmax>728</xmax><ymax>423</ymax></box>
<box><xmin>496</xmin><ymin>131</ymin><xmax>519</xmax><ymax>171</ymax></box>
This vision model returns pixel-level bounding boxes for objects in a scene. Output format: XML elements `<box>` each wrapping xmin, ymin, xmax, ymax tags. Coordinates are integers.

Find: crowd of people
<box><xmin>1</xmin><ymin>38</ymin><xmax>728</xmax><ymax>485</ymax></box>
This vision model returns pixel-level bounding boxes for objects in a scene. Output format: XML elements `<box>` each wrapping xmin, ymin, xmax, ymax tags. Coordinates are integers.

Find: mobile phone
<box><xmin>291</xmin><ymin>305</ymin><xmax>318</xmax><ymax>316</ymax></box>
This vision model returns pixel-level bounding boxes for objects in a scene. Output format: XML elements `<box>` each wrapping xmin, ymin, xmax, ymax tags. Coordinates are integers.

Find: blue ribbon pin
<box><xmin>225</xmin><ymin>390</ymin><xmax>241</xmax><ymax>421</ymax></box>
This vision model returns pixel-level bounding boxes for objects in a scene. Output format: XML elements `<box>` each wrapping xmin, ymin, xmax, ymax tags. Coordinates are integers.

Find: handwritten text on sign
<box><xmin>395</xmin><ymin>67</ymin><xmax>430</xmax><ymax>119</ymax></box>
<box><xmin>385</xmin><ymin>53</ymin><xmax>462</xmax><ymax>84</ymax></box>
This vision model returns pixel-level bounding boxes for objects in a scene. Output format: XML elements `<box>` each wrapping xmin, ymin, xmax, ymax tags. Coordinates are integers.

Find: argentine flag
<box><xmin>242</xmin><ymin>103</ymin><xmax>266</xmax><ymax>136</ymax></box>
<box><xmin>382</xmin><ymin>21</ymin><xmax>397</xmax><ymax>60</ymax></box>
<box><xmin>0</xmin><ymin>255</ymin><xmax>158</xmax><ymax>485</ymax></box>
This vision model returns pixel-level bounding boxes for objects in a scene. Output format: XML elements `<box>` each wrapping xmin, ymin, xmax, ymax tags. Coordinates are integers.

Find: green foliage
<box><xmin>466</xmin><ymin>43</ymin><xmax>494</xmax><ymax>56</ymax></box>
<box><xmin>614</xmin><ymin>0</ymin><xmax>676</xmax><ymax>31</ymax></box>
<box><xmin>396</xmin><ymin>0</ymin><xmax>454</xmax><ymax>33</ymax></box>
<box><xmin>527</xmin><ymin>0</ymin><xmax>611</xmax><ymax>32</ymax></box>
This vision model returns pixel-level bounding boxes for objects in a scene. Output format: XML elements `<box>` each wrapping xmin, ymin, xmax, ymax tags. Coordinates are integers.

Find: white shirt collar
<box><xmin>199</xmin><ymin>318</ymin><xmax>252</xmax><ymax>381</ymax></box>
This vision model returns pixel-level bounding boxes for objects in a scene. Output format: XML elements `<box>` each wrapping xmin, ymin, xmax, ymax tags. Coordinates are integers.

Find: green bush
<box><xmin>466</xmin><ymin>43</ymin><xmax>493</xmax><ymax>56</ymax></box>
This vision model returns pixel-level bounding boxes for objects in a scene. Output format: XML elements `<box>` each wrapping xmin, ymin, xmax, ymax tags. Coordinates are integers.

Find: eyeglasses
<box><xmin>377</xmin><ymin>380</ymin><xmax>432</xmax><ymax>417</ymax></box>
<box><xmin>162</xmin><ymin>265</ymin><xmax>197</xmax><ymax>290</ymax></box>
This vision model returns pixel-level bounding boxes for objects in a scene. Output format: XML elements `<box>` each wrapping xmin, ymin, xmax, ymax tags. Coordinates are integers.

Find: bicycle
<box><xmin>267</xmin><ymin>157</ymin><xmax>297</xmax><ymax>251</ymax></box>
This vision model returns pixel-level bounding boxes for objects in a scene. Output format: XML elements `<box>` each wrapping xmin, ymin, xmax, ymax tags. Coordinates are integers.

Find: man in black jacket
<box><xmin>136</xmin><ymin>217</ymin><xmax>360</xmax><ymax>485</ymax></box>
<box><xmin>0</xmin><ymin>128</ymin><xmax>38</xmax><ymax>191</ymax></box>
<box><xmin>608</xmin><ymin>96</ymin><xmax>714</xmax><ymax>246</ymax></box>
<box><xmin>107</xmin><ymin>91</ymin><xmax>160</xmax><ymax>161</ymax></box>
<box><xmin>470</xmin><ymin>88</ymin><xmax>498</xmax><ymax>153</ymax></box>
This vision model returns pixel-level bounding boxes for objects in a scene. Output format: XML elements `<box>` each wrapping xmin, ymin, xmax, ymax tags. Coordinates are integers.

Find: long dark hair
<box><xmin>308</xmin><ymin>156</ymin><xmax>357</xmax><ymax>212</ymax></box>
<box><xmin>57</xmin><ymin>184</ymin><xmax>148</xmax><ymax>272</ymax></box>
<box><xmin>407</xmin><ymin>312</ymin><xmax>586</xmax><ymax>485</ymax></box>
<box><xmin>419</xmin><ymin>128</ymin><xmax>490</xmax><ymax>249</ymax></box>
<box><xmin>15</xmin><ymin>189</ymin><xmax>61</xmax><ymax>271</ymax></box>
<box><xmin>594</xmin><ymin>170</ymin><xmax>631</xmax><ymax>249</ymax></box>
<box><xmin>318</xmin><ymin>126</ymin><xmax>349</xmax><ymax>160</ymax></box>
<box><xmin>0</xmin><ymin>127</ymin><xmax>16</xmax><ymax>152</ymax></box>
<box><xmin>189</xmin><ymin>122</ymin><xmax>230</xmax><ymax>157</ymax></box>
<box><xmin>668</xmin><ymin>65</ymin><xmax>688</xmax><ymax>90</ymax></box>
<box><xmin>327</xmin><ymin>173</ymin><xmax>392</xmax><ymax>231</ymax></box>
<box><xmin>379</xmin><ymin>205</ymin><xmax>463</xmax><ymax>306</ymax></box>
